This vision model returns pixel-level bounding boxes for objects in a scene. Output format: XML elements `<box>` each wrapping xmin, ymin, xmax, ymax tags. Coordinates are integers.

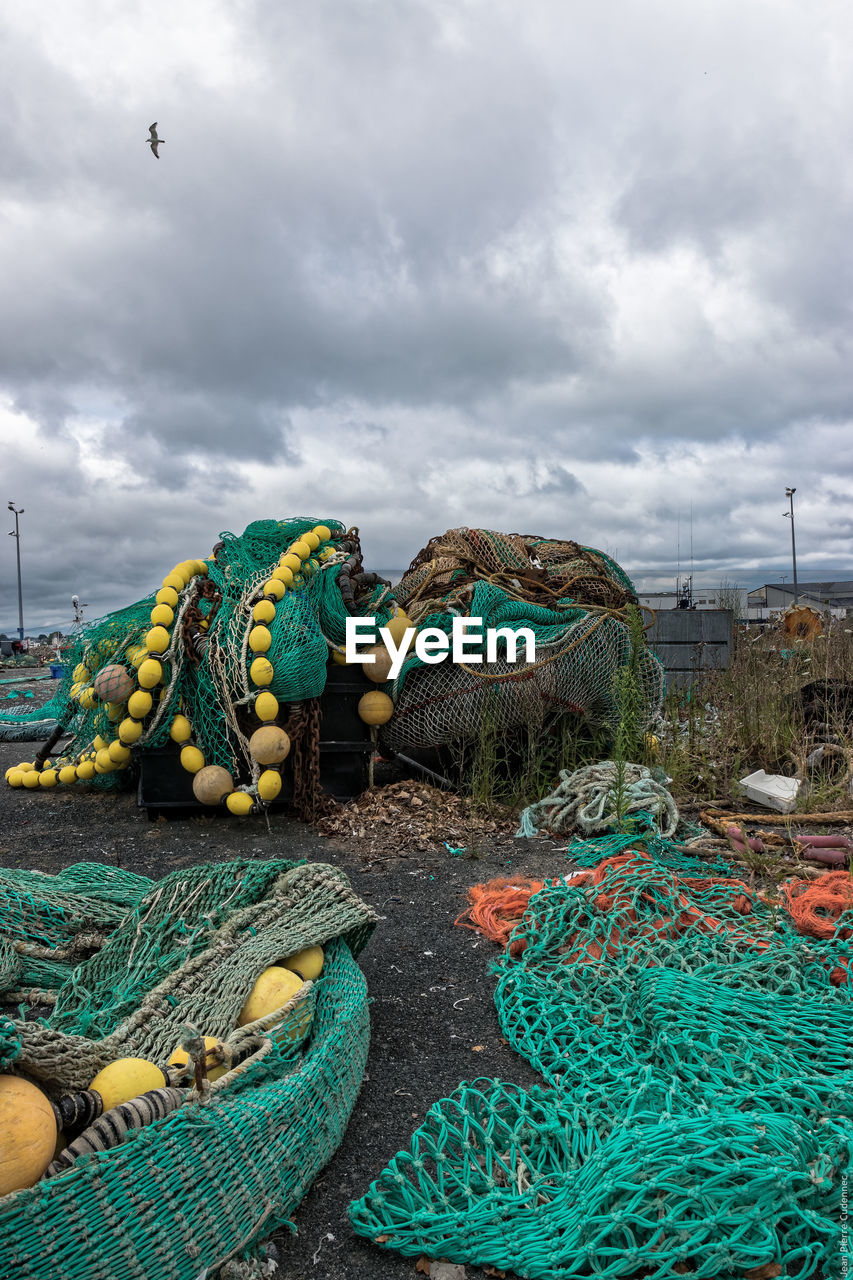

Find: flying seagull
<box><xmin>147</xmin><ymin>122</ymin><xmax>165</xmax><ymax>158</ymax></box>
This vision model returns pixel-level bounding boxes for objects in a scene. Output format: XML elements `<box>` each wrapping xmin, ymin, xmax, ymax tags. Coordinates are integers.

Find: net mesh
<box><xmin>2</xmin><ymin>518</ymin><xmax>396</xmax><ymax>799</ymax></box>
<box><xmin>380</xmin><ymin>527</ymin><xmax>664</xmax><ymax>754</ymax></box>
<box><xmin>350</xmin><ymin>850</ymin><xmax>852</xmax><ymax>1278</ymax></box>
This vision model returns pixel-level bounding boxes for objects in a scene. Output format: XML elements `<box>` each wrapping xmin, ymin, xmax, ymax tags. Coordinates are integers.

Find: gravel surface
<box><xmin>0</xmin><ymin>715</ymin><xmax>565</xmax><ymax>1280</ymax></box>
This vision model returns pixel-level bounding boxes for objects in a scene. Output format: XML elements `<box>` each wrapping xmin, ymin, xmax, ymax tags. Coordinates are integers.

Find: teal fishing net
<box><xmin>350</xmin><ymin>852</ymin><xmax>852</xmax><ymax>1277</ymax></box>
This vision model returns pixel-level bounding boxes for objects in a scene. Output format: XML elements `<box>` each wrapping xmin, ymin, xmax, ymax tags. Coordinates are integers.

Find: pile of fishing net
<box><xmin>380</xmin><ymin>527</ymin><xmax>664</xmax><ymax>754</ymax></box>
<box><xmin>350</xmin><ymin>850</ymin><xmax>852</xmax><ymax>1278</ymax></box>
<box><xmin>2</xmin><ymin>517</ymin><xmax>397</xmax><ymax>815</ymax></box>
<box><xmin>0</xmin><ymin>857</ymin><xmax>377</xmax><ymax>1279</ymax></box>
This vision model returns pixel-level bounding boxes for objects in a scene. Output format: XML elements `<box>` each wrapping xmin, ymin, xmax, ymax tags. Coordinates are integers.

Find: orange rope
<box><xmin>783</xmin><ymin>872</ymin><xmax>853</xmax><ymax>941</ymax></box>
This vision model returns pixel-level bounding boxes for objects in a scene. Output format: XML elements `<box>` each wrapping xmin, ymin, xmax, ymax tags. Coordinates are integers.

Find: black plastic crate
<box><xmin>137</xmin><ymin>663</ymin><xmax>376</xmax><ymax>816</ymax></box>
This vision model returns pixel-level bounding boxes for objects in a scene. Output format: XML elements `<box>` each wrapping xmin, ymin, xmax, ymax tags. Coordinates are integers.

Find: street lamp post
<box><xmin>7</xmin><ymin>502</ymin><xmax>25</xmax><ymax>643</ymax></box>
<box><xmin>784</xmin><ymin>488</ymin><xmax>799</xmax><ymax>605</ymax></box>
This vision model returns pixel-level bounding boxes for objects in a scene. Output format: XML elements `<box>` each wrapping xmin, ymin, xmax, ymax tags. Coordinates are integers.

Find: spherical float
<box><xmin>6</xmin><ymin>770</ymin><xmax>24</xmax><ymax>787</ymax></box>
<box><xmin>248</xmin><ymin>625</ymin><xmax>272</xmax><ymax>654</ymax></box>
<box><xmin>108</xmin><ymin>741</ymin><xmax>131</xmax><ymax>764</ymax></box>
<box><xmin>58</xmin><ymin>765</ymin><xmax>78</xmax><ymax>785</ymax></box>
<box><xmin>273</xmin><ymin>565</ymin><xmax>294</xmax><ymax>586</ymax></box>
<box><xmin>303</xmin><ymin>531</ymin><xmax>321</xmax><ymax>551</ymax></box>
<box><xmin>89</xmin><ymin>1058</ymin><xmax>167</xmax><ymax>1112</ymax></box>
<box><xmin>263</xmin><ymin>578</ymin><xmax>286</xmax><ymax>599</ymax></box>
<box><xmin>150</xmin><ymin>603</ymin><xmax>174</xmax><ymax>628</ymax></box>
<box><xmin>38</xmin><ymin>770</ymin><xmax>58</xmax><ymax>788</ymax></box>
<box><xmin>192</xmin><ymin>765</ymin><xmax>234</xmax><ymax>805</ymax></box>
<box><xmin>358</xmin><ymin>691</ymin><xmax>394</xmax><ymax>725</ymax></box>
<box><xmin>73</xmin><ymin>662</ymin><xmax>89</xmax><ymax>684</ymax></box>
<box><xmin>282</xmin><ymin>945</ymin><xmax>324</xmax><ymax>981</ymax></box>
<box><xmin>252</xmin><ymin>599</ymin><xmax>276</xmax><ymax>625</ymax></box>
<box><xmin>384</xmin><ymin>613</ymin><xmax>414</xmax><ymax>645</ymax></box>
<box><xmin>313</xmin><ymin>525</ymin><xmax>332</xmax><ymax>542</ymax></box>
<box><xmin>155</xmin><ymin>586</ymin><xmax>179</xmax><ymax>608</ymax></box>
<box><xmin>127</xmin><ymin>689</ymin><xmax>153</xmax><ymax>720</ymax></box>
<box><xmin>95</xmin><ymin>750</ymin><xmax>117</xmax><ymax>773</ymax></box>
<box><xmin>257</xmin><ymin>770</ymin><xmax>282</xmax><ymax>803</ymax></box>
<box><xmin>226</xmin><ymin>791</ymin><xmax>254</xmax><ymax>816</ymax></box>
<box><xmin>282</xmin><ymin>554</ymin><xmax>302</xmax><ymax>574</ymax></box>
<box><xmin>363</xmin><ymin>645</ymin><xmax>394</xmax><ymax>683</ymax></box>
<box><xmin>254</xmin><ymin>691</ymin><xmax>279</xmax><ymax>722</ymax></box>
<box><xmin>169</xmin><ymin>715</ymin><xmax>193</xmax><ymax>744</ymax></box>
<box><xmin>22</xmin><ymin>771</ymin><xmax>41</xmax><ymax>789</ymax></box>
<box><xmin>180</xmin><ymin>745</ymin><xmax>205</xmax><ymax>774</ymax></box>
<box><xmin>76</xmin><ymin>760</ymin><xmax>96</xmax><ymax>780</ymax></box>
<box><xmin>137</xmin><ymin>658</ymin><xmax>163</xmax><ymax>689</ymax></box>
<box><xmin>0</xmin><ymin>1076</ymin><xmax>56</xmax><ymax>1196</ymax></box>
<box><xmin>249</xmin><ymin>725</ymin><xmax>291</xmax><ymax>765</ymax></box>
<box><xmin>249</xmin><ymin>657</ymin><xmax>274</xmax><ymax>687</ymax></box>
<box><xmin>237</xmin><ymin>966</ymin><xmax>304</xmax><ymax>1027</ymax></box>
<box><xmin>291</xmin><ymin>540</ymin><xmax>311</xmax><ymax>560</ymax></box>
<box><xmin>162</xmin><ymin>572</ymin><xmax>185</xmax><ymax>592</ymax></box>
<box><xmin>145</xmin><ymin>626</ymin><xmax>170</xmax><ymax>655</ymax></box>
<box><xmin>78</xmin><ymin>687</ymin><xmax>97</xmax><ymax>710</ymax></box>
<box><xmin>90</xmin><ymin>665</ymin><xmax>133</xmax><ymax>706</ymax></box>
<box><xmin>118</xmin><ymin>717</ymin><xmax>143</xmax><ymax>745</ymax></box>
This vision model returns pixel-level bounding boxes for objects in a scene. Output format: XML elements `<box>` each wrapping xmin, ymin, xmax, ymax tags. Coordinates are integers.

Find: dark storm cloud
<box><xmin>1</xmin><ymin>0</ymin><xmax>852</xmax><ymax>629</ymax></box>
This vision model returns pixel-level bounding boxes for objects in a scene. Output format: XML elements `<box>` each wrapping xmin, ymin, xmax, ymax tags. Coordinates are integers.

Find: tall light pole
<box><xmin>784</xmin><ymin>488</ymin><xmax>799</xmax><ymax>604</ymax></box>
<box><xmin>7</xmin><ymin>502</ymin><xmax>24</xmax><ymax>642</ymax></box>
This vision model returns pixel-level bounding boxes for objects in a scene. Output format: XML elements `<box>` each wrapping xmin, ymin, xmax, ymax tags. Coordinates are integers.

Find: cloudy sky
<box><xmin>1</xmin><ymin>0</ymin><xmax>851</xmax><ymax>632</ymax></box>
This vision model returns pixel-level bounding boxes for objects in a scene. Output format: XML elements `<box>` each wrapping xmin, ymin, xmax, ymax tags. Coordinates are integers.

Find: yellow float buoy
<box><xmin>127</xmin><ymin>689</ymin><xmax>153</xmax><ymax>720</ymax></box>
<box><xmin>248</xmin><ymin>725</ymin><xmax>291</xmax><ymax>765</ymax></box>
<box><xmin>150</xmin><ymin>603</ymin><xmax>174</xmax><ymax>628</ymax></box>
<box><xmin>0</xmin><ymin>1076</ymin><xmax>57</xmax><ymax>1196</ymax></box>
<box><xmin>22</xmin><ymin>770</ymin><xmax>41</xmax><ymax>789</ymax></box>
<box><xmin>126</xmin><ymin>645</ymin><xmax>148</xmax><ymax>669</ymax></box>
<box><xmin>89</xmin><ymin>1058</ymin><xmax>168</xmax><ymax>1112</ymax></box>
<box><xmin>383</xmin><ymin>614</ymin><xmax>414</xmax><ymax>646</ymax></box>
<box><xmin>118</xmin><ymin>717</ymin><xmax>143</xmax><ymax>745</ymax></box>
<box><xmin>252</xmin><ymin>600</ymin><xmax>276</xmax><ymax>625</ymax></box>
<box><xmin>248</xmin><ymin>625</ymin><xmax>272</xmax><ymax>654</ymax></box>
<box><xmin>76</xmin><ymin>760</ymin><xmax>96</xmax><ymax>780</ymax></box>
<box><xmin>162</xmin><ymin>572</ymin><xmax>185</xmax><ymax>593</ymax></box>
<box><xmin>282</xmin><ymin>945</ymin><xmax>324</xmax><ymax>981</ymax></box>
<box><xmin>263</xmin><ymin>578</ymin><xmax>286</xmax><ymax>600</ymax></box>
<box><xmin>78</xmin><ymin>687</ymin><xmax>97</xmax><ymax>710</ymax></box>
<box><xmin>155</xmin><ymin>587</ymin><xmax>179</xmax><ymax>608</ymax></box>
<box><xmin>257</xmin><ymin>770</ymin><xmax>282</xmax><ymax>803</ymax></box>
<box><xmin>226</xmin><ymin>791</ymin><xmax>254</xmax><ymax>816</ymax></box>
<box><xmin>95</xmin><ymin>750</ymin><xmax>117</xmax><ymax>773</ymax></box>
<box><xmin>291</xmin><ymin>540</ymin><xmax>311</xmax><ymax>560</ymax></box>
<box><xmin>273</xmin><ymin>565</ymin><xmax>294</xmax><ymax>586</ymax></box>
<box><xmin>169</xmin><ymin>714</ymin><xmax>193</xmax><ymax>744</ymax></box>
<box><xmin>313</xmin><ymin>525</ymin><xmax>332</xmax><ymax>542</ymax></box>
<box><xmin>358</xmin><ymin>691</ymin><xmax>394</xmax><ymax>725</ymax></box>
<box><xmin>192</xmin><ymin>765</ymin><xmax>234</xmax><ymax>805</ymax></box>
<box><xmin>237</xmin><ymin>966</ymin><xmax>304</xmax><ymax>1027</ymax></box>
<box><xmin>145</xmin><ymin>627</ymin><xmax>170</xmax><ymax>655</ymax></box>
<box><xmin>282</xmin><ymin>553</ymin><xmax>302</xmax><ymax>574</ymax></box>
<box><xmin>72</xmin><ymin>662</ymin><xmax>89</xmax><ymax>684</ymax></box>
<box><xmin>180</xmin><ymin>746</ymin><xmax>205</xmax><ymax>774</ymax></box>
<box><xmin>168</xmin><ymin>1036</ymin><xmax>227</xmax><ymax>1082</ymax></box>
<box><xmin>303</xmin><ymin>531</ymin><xmax>320</xmax><ymax>551</ymax></box>
<box><xmin>108</xmin><ymin>741</ymin><xmax>131</xmax><ymax>764</ymax></box>
<box><xmin>254</xmin><ymin>691</ymin><xmax>279</xmax><ymax>722</ymax></box>
<box><xmin>38</xmin><ymin>770</ymin><xmax>58</xmax><ymax>788</ymax></box>
<box><xmin>6</xmin><ymin>770</ymin><xmax>24</xmax><ymax>787</ymax></box>
<box><xmin>249</xmin><ymin>657</ymin><xmax>274</xmax><ymax>687</ymax></box>
<box><xmin>58</xmin><ymin>765</ymin><xmax>78</xmax><ymax>785</ymax></box>
<box><xmin>137</xmin><ymin>659</ymin><xmax>163</xmax><ymax>689</ymax></box>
